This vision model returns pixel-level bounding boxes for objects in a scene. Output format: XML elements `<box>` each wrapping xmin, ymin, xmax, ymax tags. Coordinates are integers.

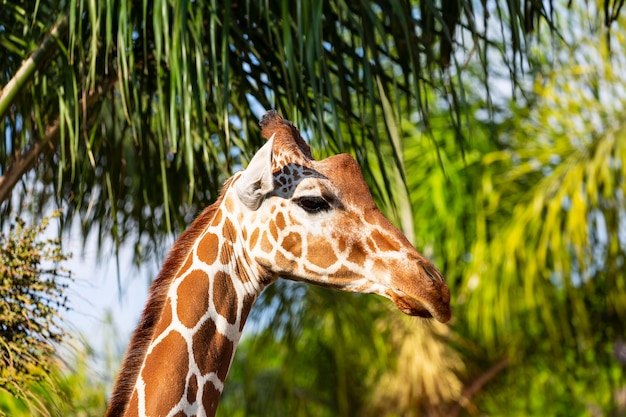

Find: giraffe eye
<box><xmin>296</xmin><ymin>196</ymin><xmax>331</xmax><ymax>213</ymax></box>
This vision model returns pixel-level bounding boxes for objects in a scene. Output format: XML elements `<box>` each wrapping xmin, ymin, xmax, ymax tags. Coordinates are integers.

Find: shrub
<box><xmin>0</xmin><ymin>213</ymin><xmax>71</xmax><ymax>411</ymax></box>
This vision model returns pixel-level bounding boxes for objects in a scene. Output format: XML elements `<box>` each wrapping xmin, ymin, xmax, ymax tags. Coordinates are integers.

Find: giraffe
<box><xmin>106</xmin><ymin>110</ymin><xmax>451</xmax><ymax>417</ymax></box>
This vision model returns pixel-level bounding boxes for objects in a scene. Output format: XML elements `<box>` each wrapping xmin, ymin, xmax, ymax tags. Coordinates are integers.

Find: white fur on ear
<box><xmin>235</xmin><ymin>134</ymin><xmax>275</xmax><ymax>210</ymax></box>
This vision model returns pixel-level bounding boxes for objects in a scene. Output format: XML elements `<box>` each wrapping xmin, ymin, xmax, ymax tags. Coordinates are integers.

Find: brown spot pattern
<box><xmin>176</xmin><ymin>270</ymin><xmax>210</xmax><ymax>328</ymax></box>
<box><xmin>192</xmin><ymin>319</ymin><xmax>234</xmax><ymax>381</ymax></box>
<box><xmin>213</xmin><ymin>271</ymin><xmax>238</xmax><ymax>324</ymax></box>
<box><xmin>186</xmin><ymin>374</ymin><xmax>198</xmax><ymax>404</ymax></box>
<box><xmin>275</xmin><ymin>212</ymin><xmax>286</xmax><ymax>229</ymax></box>
<box><xmin>371</xmin><ymin>229</ymin><xmax>400</xmax><ymax>252</ymax></box>
<box><xmin>363</xmin><ymin>209</ymin><xmax>378</xmax><ymax>225</ymax></box>
<box><xmin>336</xmin><ymin>233</ymin><xmax>347</xmax><ymax>253</ymax></box>
<box><xmin>373</xmin><ymin>259</ymin><xmax>389</xmax><ymax>274</ymax></box>
<box><xmin>282</xmin><ymin>232</ymin><xmax>302</xmax><ymax>257</ymax></box>
<box><xmin>233</xmin><ymin>253</ymin><xmax>252</xmax><ymax>284</ymax></box>
<box><xmin>269</xmin><ymin>220</ymin><xmax>279</xmax><ymax>241</ymax></box>
<box><xmin>260</xmin><ymin>231</ymin><xmax>273</xmax><ymax>253</ymax></box>
<box><xmin>213</xmin><ymin>208</ymin><xmax>223</xmax><ymax>225</ymax></box>
<box><xmin>308</xmin><ymin>238</ymin><xmax>338</xmax><ymax>268</ymax></box>
<box><xmin>333</xmin><ymin>265</ymin><xmax>357</xmax><ymax>279</ymax></box>
<box><xmin>143</xmin><ymin>331</ymin><xmax>188</xmax><ymax>417</ymax></box>
<box><xmin>222</xmin><ymin>218</ymin><xmax>237</xmax><ymax>244</ymax></box>
<box><xmin>249</xmin><ymin>228</ymin><xmax>260</xmax><ymax>249</ymax></box>
<box><xmin>240</xmin><ymin>294</ymin><xmax>256</xmax><ymax>331</ymax></box>
<box><xmin>219</xmin><ymin>241</ymin><xmax>233</xmax><ymax>265</ymax></box>
<box><xmin>275</xmin><ymin>250</ymin><xmax>294</xmax><ymax>271</ymax></box>
<box><xmin>224</xmin><ymin>195</ymin><xmax>234</xmax><ymax>213</ymax></box>
<box><xmin>242</xmin><ymin>251</ymin><xmax>254</xmax><ymax>275</ymax></box>
<box><xmin>202</xmin><ymin>383</ymin><xmax>221</xmax><ymax>417</ymax></box>
<box><xmin>366</xmin><ymin>237</ymin><xmax>377</xmax><ymax>253</ymax></box>
<box><xmin>177</xmin><ymin>253</ymin><xmax>194</xmax><ymax>279</ymax></box>
<box><xmin>197</xmin><ymin>232</ymin><xmax>219</xmax><ymax>265</ymax></box>
<box><xmin>347</xmin><ymin>245</ymin><xmax>366</xmax><ymax>266</ymax></box>
<box><xmin>127</xmin><ymin>391</ymin><xmax>139</xmax><ymax>417</ymax></box>
<box><xmin>153</xmin><ymin>298</ymin><xmax>173</xmax><ymax>338</ymax></box>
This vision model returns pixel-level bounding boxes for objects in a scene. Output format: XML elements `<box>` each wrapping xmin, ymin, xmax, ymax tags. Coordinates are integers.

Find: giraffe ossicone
<box><xmin>106</xmin><ymin>110</ymin><xmax>451</xmax><ymax>417</ymax></box>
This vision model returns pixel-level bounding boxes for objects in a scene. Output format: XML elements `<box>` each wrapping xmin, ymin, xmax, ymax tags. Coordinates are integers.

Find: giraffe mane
<box><xmin>105</xmin><ymin>179</ymin><xmax>233</xmax><ymax>417</ymax></box>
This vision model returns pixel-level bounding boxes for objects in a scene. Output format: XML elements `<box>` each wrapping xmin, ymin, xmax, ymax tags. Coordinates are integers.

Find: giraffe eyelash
<box><xmin>295</xmin><ymin>196</ymin><xmax>331</xmax><ymax>213</ymax></box>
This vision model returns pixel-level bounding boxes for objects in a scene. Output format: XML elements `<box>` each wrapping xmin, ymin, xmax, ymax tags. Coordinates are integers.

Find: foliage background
<box><xmin>1</xmin><ymin>0</ymin><xmax>625</xmax><ymax>416</ymax></box>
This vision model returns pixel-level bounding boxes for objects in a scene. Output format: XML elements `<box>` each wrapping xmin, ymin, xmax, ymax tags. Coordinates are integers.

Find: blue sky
<box><xmin>61</xmin><ymin>220</ymin><xmax>151</xmax><ymax>379</ymax></box>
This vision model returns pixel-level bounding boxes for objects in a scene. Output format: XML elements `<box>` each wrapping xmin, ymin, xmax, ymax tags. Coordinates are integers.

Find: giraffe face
<box><xmin>235</xmin><ymin>112</ymin><xmax>451</xmax><ymax>323</ymax></box>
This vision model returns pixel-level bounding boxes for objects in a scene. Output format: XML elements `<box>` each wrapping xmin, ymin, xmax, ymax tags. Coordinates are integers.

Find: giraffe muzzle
<box><xmin>385</xmin><ymin>260</ymin><xmax>452</xmax><ymax>324</ymax></box>
<box><xmin>387</xmin><ymin>286</ymin><xmax>452</xmax><ymax>323</ymax></box>
<box><xmin>387</xmin><ymin>284</ymin><xmax>452</xmax><ymax>323</ymax></box>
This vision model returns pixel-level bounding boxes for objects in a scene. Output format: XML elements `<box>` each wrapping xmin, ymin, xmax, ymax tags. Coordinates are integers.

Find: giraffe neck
<box><xmin>109</xmin><ymin>184</ymin><xmax>268</xmax><ymax>417</ymax></box>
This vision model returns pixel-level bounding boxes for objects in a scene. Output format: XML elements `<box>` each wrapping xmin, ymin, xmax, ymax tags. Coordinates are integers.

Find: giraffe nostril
<box><xmin>422</xmin><ymin>262</ymin><xmax>445</xmax><ymax>283</ymax></box>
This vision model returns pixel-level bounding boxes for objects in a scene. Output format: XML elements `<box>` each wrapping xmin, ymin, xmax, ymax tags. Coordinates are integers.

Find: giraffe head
<box><xmin>234</xmin><ymin>111</ymin><xmax>451</xmax><ymax>322</ymax></box>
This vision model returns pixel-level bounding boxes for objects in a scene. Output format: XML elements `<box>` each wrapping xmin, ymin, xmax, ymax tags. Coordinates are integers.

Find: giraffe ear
<box><xmin>235</xmin><ymin>135</ymin><xmax>275</xmax><ymax>210</ymax></box>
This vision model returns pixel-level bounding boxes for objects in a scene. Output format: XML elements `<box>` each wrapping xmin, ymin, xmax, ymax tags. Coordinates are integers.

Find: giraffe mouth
<box><xmin>387</xmin><ymin>289</ymin><xmax>451</xmax><ymax>323</ymax></box>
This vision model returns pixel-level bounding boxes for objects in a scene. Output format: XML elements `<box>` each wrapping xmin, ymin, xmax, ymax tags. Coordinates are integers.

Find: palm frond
<box><xmin>463</xmin><ymin>14</ymin><xmax>626</xmax><ymax>347</ymax></box>
<box><xmin>1</xmin><ymin>0</ymin><xmax>616</xmax><ymax>256</ymax></box>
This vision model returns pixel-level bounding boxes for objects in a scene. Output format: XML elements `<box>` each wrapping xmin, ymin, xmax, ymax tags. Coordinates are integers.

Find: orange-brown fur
<box><xmin>105</xmin><ymin>180</ymin><xmax>232</xmax><ymax>417</ymax></box>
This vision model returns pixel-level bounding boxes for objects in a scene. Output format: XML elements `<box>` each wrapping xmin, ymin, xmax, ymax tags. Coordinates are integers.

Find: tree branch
<box><xmin>447</xmin><ymin>356</ymin><xmax>509</xmax><ymax>417</ymax></box>
<box><xmin>0</xmin><ymin>121</ymin><xmax>59</xmax><ymax>205</ymax></box>
<box><xmin>0</xmin><ymin>78</ymin><xmax>117</xmax><ymax>206</ymax></box>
